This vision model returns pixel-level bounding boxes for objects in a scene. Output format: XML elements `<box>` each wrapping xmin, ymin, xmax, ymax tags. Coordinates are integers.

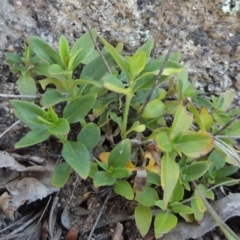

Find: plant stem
<box><xmin>122</xmin><ymin>93</ymin><xmax>132</xmax><ymax>139</ymax></box>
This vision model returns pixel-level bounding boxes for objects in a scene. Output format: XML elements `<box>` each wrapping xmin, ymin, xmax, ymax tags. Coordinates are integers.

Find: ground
<box><xmin>0</xmin><ymin>0</ymin><xmax>240</xmax><ymax>239</ymax></box>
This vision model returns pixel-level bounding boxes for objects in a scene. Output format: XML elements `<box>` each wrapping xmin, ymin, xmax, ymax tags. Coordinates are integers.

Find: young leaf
<box><xmin>136</xmin><ymin>39</ymin><xmax>154</xmax><ymax>60</ymax></box>
<box><xmin>41</xmin><ymin>89</ymin><xmax>69</xmax><ymax>107</ymax></box>
<box><xmin>170</xmin><ymin>103</ymin><xmax>193</xmax><ymax>140</ymax></box>
<box><xmin>29</xmin><ymin>36</ymin><xmax>64</xmax><ymax>67</ymax></box>
<box><xmin>17</xmin><ymin>74</ymin><xmax>37</xmax><ymax>95</ymax></box>
<box><xmin>103</xmin><ymin>74</ymin><xmax>129</xmax><ymax>94</ymax></box>
<box><xmin>171</xmin><ymin>203</ymin><xmax>193</xmax><ymax>214</ymax></box>
<box><xmin>63</xmin><ymin>94</ymin><xmax>97</xmax><ymax>123</ymax></box>
<box><xmin>141</xmin><ymin>99</ymin><xmax>165</xmax><ymax>118</ymax></box>
<box><xmin>99</xmin><ymin>36</ymin><xmax>129</xmax><ymax>74</ymax></box>
<box><xmin>48</xmin><ymin>118</ymin><xmax>70</xmax><ymax>135</ymax></box>
<box><xmin>112</xmin><ymin>168</ymin><xmax>131</xmax><ymax>179</ymax></box>
<box><xmin>11</xmin><ymin>100</ymin><xmax>47</xmax><ymax>129</ymax></box>
<box><xmin>51</xmin><ymin>162</ymin><xmax>71</xmax><ymax>188</ymax></box>
<box><xmin>114</xmin><ymin>180</ymin><xmax>134</xmax><ymax>200</ymax></box>
<box><xmin>74</xmin><ymin>78</ymin><xmax>103</xmax><ymax>88</ymax></box>
<box><xmin>38</xmin><ymin>77</ymin><xmax>65</xmax><ymax>91</ymax></box>
<box><xmin>62</xmin><ymin>141</ymin><xmax>90</xmax><ymax>179</ymax></box>
<box><xmin>161</xmin><ymin>153</ymin><xmax>180</xmax><ymax>209</ymax></box>
<box><xmin>135</xmin><ymin>187</ymin><xmax>159</xmax><ymax>207</ymax></box>
<box><xmin>108</xmin><ymin>139</ymin><xmax>131</xmax><ymax>168</ymax></box>
<box><xmin>154</xmin><ymin>212</ymin><xmax>178</xmax><ymax>238</ymax></box>
<box><xmin>200</xmin><ymin>107</ymin><xmax>213</xmax><ymax>131</ymax></box>
<box><xmin>48</xmin><ymin>64</ymin><xmax>72</xmax><ymax>75</ymax></box>
<box><xmin>216</xmin><ymin>89</ymin><xmax>235</xmax><ymax>112</ymax></box>
<box><xmin>134</xmin><ymin>205</ymin><xmax>152</xmax><ymax>237</ymax></box>
<box><xmin>77</xmin><ymin>123</ymin><xmax>100</xmax><ymax>150</ymax></box>
<box><xmin>15</xmin><ymin>128</ymin><xmax>50</xmax><ymax>148</ymax></box>
<box><xmin>129</xmin><ymin>52</ymin><xmax>147</xmax><ymax>77</ymax></box>
<box><xmin>69</xmin><ymin>29</ymin><xmax>97</xmax><ymax>70</ymax></box>
<box><xmin>93</xmin><ymin>171</ymin><xmax>115</xmax><ymax>187</ymax></box>
<box><xmin>172</xmin><ymin>132</ymin><xmax>214</xmax><ymax>158</ymax></box>
<box><xmin>155</xmin><ymin>132</ymin><xmax>172</xmax><ymax>152</ymax></box>
<box><xmin>182</xmin><ymin>161</ymin><xmax>211</xmax><ymax>182</ymax></box>
<box><xmin>59</xmin><ymin>35</ymin><xmax>69</xmax><ymax>67</ymax></box>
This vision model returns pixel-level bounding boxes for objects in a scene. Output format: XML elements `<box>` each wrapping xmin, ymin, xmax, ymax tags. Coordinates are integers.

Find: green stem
<box><xmin>122</xmin><ymin>93</ymin><xmax>132</xmax><ymax>139</ymax></box>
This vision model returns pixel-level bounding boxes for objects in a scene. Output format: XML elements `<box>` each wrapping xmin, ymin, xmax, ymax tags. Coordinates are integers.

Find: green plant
<box><xmin>6</xmin><ymin>30</ymin><xmax>240</xmax><ymax>239</ymax></box>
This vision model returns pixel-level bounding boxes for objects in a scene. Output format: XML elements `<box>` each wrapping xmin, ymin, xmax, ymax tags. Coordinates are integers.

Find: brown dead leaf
<box><xmin>0</xmin><ymin>192</ymin><xmax>14</xmax><ymax>220</ymax></box>
<box><xmin>112</xmin><ymin>222</ymin><xmax>123</xmax><ymax>240</ymax></box>
<box><xmin>65</xmin><ymin>226</ymin><xmax>79</xmax><ymax>240</ymax></box>
<box><xmin>133</xmin><ymin>168</ymin><xmax>148</xmax><ymax>191</ymax></box>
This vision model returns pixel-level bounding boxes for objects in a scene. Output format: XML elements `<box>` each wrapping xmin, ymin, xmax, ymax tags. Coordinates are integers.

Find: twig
<box><xmin>0</xmin><ymin>120</ymin><xmax>21</xmax><ymax>139</ymax></box>
<box><xmin>83</xmin><ymin>23</ymin><xmax>112</xmax><ymax>74</ymax></box>
<box><xmin>49</xmin><ymin>196</ymin><xmax>59</xmax><ymax>240</ymax></box>
<box><xmin>27</xmin><ymin>197</ymin><xmax>52</xmax><ymax>240</ymax></box>
<box><xmin>0</xmin><ymin>94</ymin><xmax>41</xmax><ymax>98</ymax></box>
<box><xmin>138</xmin><ymin>21</ymin><xmax>184</xmax><ymax>118</ymax></box>
<box><xmin>87</xmin><ymin>190</ymin><xmax>112</xmax><ymax>240</ymax></box>
<box><xmin>213</xmin><ymin>113</ymin><xmax>240</xmax><ymax>136</ymax></box>
<box><xmin>7</xmin><ymin>211</ymin><xmax>43</xmax><ymax>235</ymax></box>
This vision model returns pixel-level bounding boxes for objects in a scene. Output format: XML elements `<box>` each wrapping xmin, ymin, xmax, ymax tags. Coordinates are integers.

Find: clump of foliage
<box><xmin>6</xmin><ymin>29</ymin><xmax>240</xmax><ymax>238</ymax></box>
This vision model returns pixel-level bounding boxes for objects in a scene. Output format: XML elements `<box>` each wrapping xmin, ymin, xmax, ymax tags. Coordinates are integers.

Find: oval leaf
<box><xmin>114</xmin><ymin>180</ymin><xmax>134</xmax><ymax>200</ymax></box>
<box><xmin>77</xmin><ymin>123</ymin><xmax>100</xmax><ymax>150</ymax></box>
<box><xmin>135</xmin><ymin>187</ymin><xmax>159</xmax><ymax>207</ymax></box>
<box><xmin>156</xmin><ymin>132</ymin><xmax>172</xmax><ymax>152</ymax></box>
<box><xmin>135</xmin><ymin>205</ymin><xmax>152</xmax><ymax>237</ymax></box>
<box><xmin>62</xmin><ymin>141</ymin><xmax>90</xmax><ymax>179</ymax></box>
<box><xmin>161</xmin><ymin>154</ymin><xmax>180</xmax><ymax>209</ymax></box>
<box><xmin>103</xmin><ymin>74</ymin><xmax>129</xmax><ymax>94</ymax></box>
<box><xmin>154</xmin><ymin>212</ymin><xmax>178</xmax><ymax>238</ymax></box>
<box><xmin>63</xmin><ymin>94</ymin><xmax>96</xmax><ymax>123</ymax></box>
<box><xmin>93</xmin><ymin>171</ymin><xmax>115</xmax><ymax>187</ymax></box>
<box><xmin>142</xmin><ymin>99</ymin><xmax>165</xmax><ymax>118</ymax></box>
<box><xmin>52</xmin><ymin>162</ymin><xmax>71</xmax><ymax>188</ymax></box>
<box><xmin>41</xmin><ymin>89</ymin><xmax>68</xmax><ymax>107</ymax></box>
<box><xmin>108</xmin><ymin>139</ymin><xmax>131</xmax><ymax>168</ymax></box>
<box><xmin>17</xmin><ymin>74</ymin><xmax>37</xmax><ymax>95</ymax></box>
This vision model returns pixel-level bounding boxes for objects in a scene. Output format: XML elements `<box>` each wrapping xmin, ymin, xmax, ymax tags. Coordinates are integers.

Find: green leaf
<box><xmin>109</xmin><ymin>112</ymin><xmax>123</xmax><ymax>132</ymax></box>
<box><xmin>103</xmin><ymin>74</ymin><xmax>129</xmax><ymax>94</ymax></box>
<box><xmin>154</xmin><ymin>212</ymin><xmax>178</xmax><ymax>238</ymax></box>
<box><xmin>93</xmin><ymin>171</ymin><xmax>115</xmax><ymax>187</ymax></box>
<box><xmin>81</xmin><ymin>53</ymin><xmax>115</xmax><ymax>80</ymax></box>
<box><xmin>135</xmin><ymin>187</ymin><xmax>159</xmax><ymax>207</ymax></box>
<box><xmin>48</xmin><ymin>118</ymin><xmax>70</xmax><ymax>135</ymax></box>
<box><xmin>126</xmin><ymin>121</ymin><xmax>146</xmax><ymax>135</ymax></box>
<box><xmin>62</xmin><ymin>141</ymin><xmax>90</xmax><ymax>179</ymax></box>
<box><xmin>63</xmin><ymin>94</ymin><xmax>97</xmax><ymax>123</ymax></box>
<box><xmin>51</xmin><ymin>162</ymin><xmax>71</xmax><ymax>187</ymax></box>
<box><xmin>17</xmin><ymin>74</ymin><xmax>37</xmax><ymax>95</ymax></box>
<box><xmin>200</xmin><ymin>107</ymin><xmax>213</xmax><ymax>131</ymax></box>
<box><xmin>74</xmin><ymin>78</ymin><xmax>103</xmax><ymax>88</ymax></box>
<box><xmin>170</xmin><ymin>179</ymin><xmax>184</xmax><ymax>203</ymax></box>
<box><xmin>156</xmin><ymin>132</ymin><xmax>172</xmax><ymax>152</ymax></box>
<box><xmin>59</xmin><ymin>35</ymin><xmax>69</xmax><ymax>67</ymax></box>
<box><xmin>182</xmin><ymin>161</ymin><xmax>211</xmax><ymax>182</ymax></box>
<box><xmin>147</xmin><ymin>172</ymin><xmax>161</xmax><ymax>185</ymax></box>
<box><xmin>99</xmin><ymin>36</ymin><xmax>129</xmax><ymax>74</ymax></box>
<box><xmin>11</xmin><ymin>100</ymin><xmax>47</xmax><ymax>129</ymax></box>
<box><xmin>48</xmin><ymin>64</ymin><xmax>72</xmax><ymax>75</ymax></box>
<box><xmin>161</xmin><ymin>154</ymin><xmax>180</xmax><ymax>209</ymax></box>
<box><xmin>108</xmin><ymin>139</ymin><xmax>131</xmax><ymax>168</ymax></box>
<box><xmin>29</xmin><ymin>36</ymin><xmax>64</xmax><ymax>67</ymax></box>
<box><xmin>69</xmin><ymin>29</ymin><xmax>97</xmax><ymax>70</ymax></box>
<box><xmin>172</xmin><ymin>132</ymin><xmax>214</xmax><ymax>158</ymax></box>
<box><xmin>171</xmin><ymin>203</ymin><xmax>193</xmax><ymax>214</ymax></box>
<box><xmin>170</xmin><ymin>103</ymin><xmax>193</xmax><ymax>140</ymax></box>
<box><xmin>38</xmin><ymin>78</ymin><xmax>65</xmax><ymax>91</ymax></box>
<box><xmin>141</xmin><ymin>99</ymin><xmax>165</xmax><ymax>118</ymax></box>
<box><xmin>136</xmin><ymin>39</ymin><xmax>154</xmax><ymax>60</ymax></box>
<box><xmin>129</xmin><ymin>52</ymin><xmax>147</xmax><ymax>77</ymax></box>
<box><xmin>15</xmin><ymin>128</ymin><xmax>50</xmax><ymax>148</ymax></box>
<box><xmin>111</xmin><ymin>167</ymin><xmax>131</xmax><ymax>179</ymax></box>
<box><xmin>135</xmin><ymin>205</ymin><xmax>152</xmax><ymax>237</ymax></box>
<box><xmin>41</xmin><ymin>89</ymin><xmax>69</xmax><ymax>107</ymax></box>
<box><xmin>215</xmin><ymin>166</ymin><xmax>238</xmax><ymax>178</ymax></box>
<box><xmin>77</xmin><ymin>123</ymin><xmax>100</xmax><ymax>150</ymax></box>
<box><xmin>114</xmin><ymin>180</ymin><xmax>134</xmax><ymax>200</ymax></box>
<box><xmin>217</xmin><ymin>89</ymin><xmax>235</xmax><ymax>111</ymax></box>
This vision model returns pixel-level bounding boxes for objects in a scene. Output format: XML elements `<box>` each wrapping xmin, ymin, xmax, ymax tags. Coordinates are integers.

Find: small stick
<box><xmin>138</xmin><ymin>20</ymin><xmax>184</xmax><ymax>118</ymax></box>
<box><xmin>87</xmin><ymin>190</ymin><xmax>112</xmax><ymax>240</ymax></box>
<box><xmin>83</xmin><ymin>23</ymin><xmax>112</xmax><ymax>74</ymax></box>
<box><xmin>0</xmin><ymin>120</ymin><xmax>21</xmax><ymax>139</ymax></box>
<box><xmin>0</xmin><ymin>94</ymin><xmax>41</xmax><ymax>98</ymax></box>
